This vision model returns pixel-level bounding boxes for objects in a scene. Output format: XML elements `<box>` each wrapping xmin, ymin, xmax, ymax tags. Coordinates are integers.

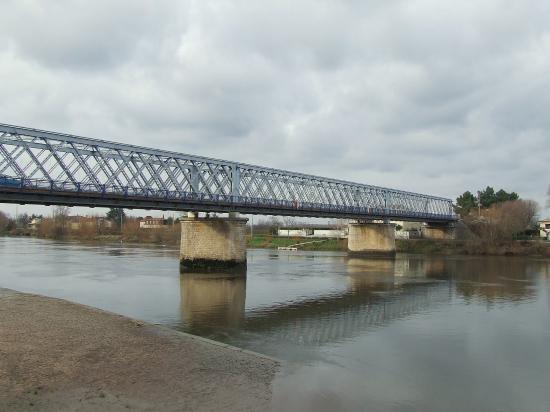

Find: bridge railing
<box><xmin>0</xmin><ymin>175</ymin><xmax>457</xmax><ymax>221</ymax></box>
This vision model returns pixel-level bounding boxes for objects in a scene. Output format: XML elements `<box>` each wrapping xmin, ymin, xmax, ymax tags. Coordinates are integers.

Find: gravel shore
<box><xmin>0</xmin><ymin>288</ymin><xmax>278</xmax><ymax>411</ymax></box>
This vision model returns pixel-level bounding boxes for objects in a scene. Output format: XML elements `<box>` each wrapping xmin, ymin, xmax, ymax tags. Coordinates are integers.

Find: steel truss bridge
<box><xmin>0</xmin><ymin>124</ymin><xmax>456</xmax><ymax>221</ymax></box>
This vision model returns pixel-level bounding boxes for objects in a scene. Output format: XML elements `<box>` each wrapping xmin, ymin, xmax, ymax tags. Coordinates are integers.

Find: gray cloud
<box><xmin>0</xmin><ymin>0</ymin><xmax>549</xmax><ymax>215</ymax></box>
<box><xmin>1</xmin><ymin>0</ymin><xmax>184</xmax><ymax>70</ymax></box>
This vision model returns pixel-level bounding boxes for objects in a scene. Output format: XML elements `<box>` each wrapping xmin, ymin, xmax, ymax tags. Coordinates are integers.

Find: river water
<box><xmin>1</xmin><ymin>237</ymin><xmax>550</xmax><ymax>411</ymax></box>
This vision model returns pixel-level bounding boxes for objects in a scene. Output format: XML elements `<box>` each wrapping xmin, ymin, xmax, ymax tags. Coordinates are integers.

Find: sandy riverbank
<box><xmin>0</xmin><ymin>288</ymin><xmax>278</xmax><ymax>411</ymax></box>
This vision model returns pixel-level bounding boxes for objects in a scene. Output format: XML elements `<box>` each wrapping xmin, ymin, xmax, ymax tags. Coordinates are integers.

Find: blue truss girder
<box><xmin>0</xmin><ymin>124</ymin><xmax>456</xmax><ymax>221</ymax></box>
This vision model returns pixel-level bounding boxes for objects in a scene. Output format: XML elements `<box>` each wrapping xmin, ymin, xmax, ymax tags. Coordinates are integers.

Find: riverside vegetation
<box><xmin>0</xmin><ymin>208</ymin><xmax>181</xmax><ymax>245</ymax></box>
<box><xmin>0</xmin><ymin>186</ymin><xmax>548</xmax><ymax>256</ymax></box>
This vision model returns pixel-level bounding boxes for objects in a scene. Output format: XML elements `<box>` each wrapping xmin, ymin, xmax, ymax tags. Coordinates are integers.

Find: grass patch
<box><xmin>247</xmin><ymin>235</ymin><xmax>347</xmax><ymax>251</ymax></box>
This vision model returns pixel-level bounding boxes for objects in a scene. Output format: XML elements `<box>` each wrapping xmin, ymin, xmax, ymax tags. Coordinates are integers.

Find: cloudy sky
<box><xmin>1</xmin><ymin>0</ymin><xmax>549</xmax><ymax>217</ymax></box>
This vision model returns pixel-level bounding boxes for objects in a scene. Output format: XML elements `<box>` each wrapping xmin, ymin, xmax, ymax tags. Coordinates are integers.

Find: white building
<box><xmin>139</xmin><ymin>216</ymin><xmax>167</xmax><ymax>229</ymax></box>
<box><xmin>539</xmin><ymin>219</ymin><xmax>550</xmax><ymax>240</ymax></box>
<box><xmin>311</xmin><ymin>228</ymin><xmax>347</xmax><ymax>238</ymax></box>
<box><xmin>277</xmin><ymin>228</ymin><xmax>311</xmax><ymax>237</ymax></box>
<box><xmin>28</xmin><ymin>217</ymin><xmax>42</xmax><ymax>232</ymax></box>
<box><xmin>277</xmin><ymin>226</ymin><xmax>347</xmax><ymax>238</ymax></box>
<box><xmin>68</xmin><ymin>216</ymin><xmax>113</xmax><ymax>231</ymax></box>
<box><xmin>393</xmin><ymin>220</ymin><xmax>422</xmax><ymax>239</ymax></box>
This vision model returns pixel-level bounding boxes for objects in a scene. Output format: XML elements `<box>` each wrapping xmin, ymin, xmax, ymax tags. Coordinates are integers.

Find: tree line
<box><xmin>455</xmin><ymin>186</ymin><xmax>519</xmax><ymax>216</ymax></box>
<box><xmin>0</xmin><ymin>211</ymin><xmax>43</xmax><ymax>234</ymax></box>
<box><xmin>0</xmin><ymin>189</ymin><xmax>544</xmax><ymax>249</ymax></box>
<box><xmin>455</xmin><ymin>186</ymin><xmax>539</xmax><ymax>243</ymax></box>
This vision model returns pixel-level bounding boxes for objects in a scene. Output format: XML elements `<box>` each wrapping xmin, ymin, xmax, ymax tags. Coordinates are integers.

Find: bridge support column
<box><xmin>180</xmin><ymin>214</ymin><xmax>248</xmax><ymax>273</ymax></box>
<box><xmin>347</xmin><ymin>222</ymin><xmax>396</xmax><ymax>257</ymax></box>
<box><xmin>422</xmin><ymin>223</ymin><xmax>455</xmax><ymax>240</ymax></box>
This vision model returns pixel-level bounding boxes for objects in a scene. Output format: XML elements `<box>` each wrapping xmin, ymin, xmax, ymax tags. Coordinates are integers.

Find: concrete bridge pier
<box><xmin>180</xmin><ymin>212</ymin><xmax>248</xmax><ymax>273</ymax></box>
<box><xmin>422</xmin><ymin>223</ymin><xmax>455</xmax><ymax>240</ymax></box>
<box><xmin>347</xmin><ymin>221</ymin><xmax>396</xmax><ymax>257</ymax></box>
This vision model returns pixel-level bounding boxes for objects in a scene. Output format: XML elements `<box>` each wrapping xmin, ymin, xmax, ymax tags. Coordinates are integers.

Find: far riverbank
<box><xmin>5</xmin><ymin>232</ymin><xmax>550</xmax><ymax>257</ymax></box>
<box><xmin>248</xmin><ymin>235</ymin><xmax>550</xmax><ymax>257</ymax></box>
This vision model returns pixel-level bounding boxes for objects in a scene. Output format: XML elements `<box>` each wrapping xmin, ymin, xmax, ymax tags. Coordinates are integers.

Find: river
<box><xmin>1</xmin><ymin>237</ymin><xmax>549</xmax><ymax>411</ymax></box>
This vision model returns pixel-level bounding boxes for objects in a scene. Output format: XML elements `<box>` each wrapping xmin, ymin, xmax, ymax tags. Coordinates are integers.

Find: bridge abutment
<box><xmin>347</xmin><ymin>222</ymin><xmax>396</xmax><ymax>257</ymax></box>
<box><xmin>422</xmin><ymin>223</ymin><xmax>455</xmax><ymax>240</ymax></box>
<box><xmin>180</xmin><ymin>213</ymin><xmax>248</xmax><ymax>273</ymax></box>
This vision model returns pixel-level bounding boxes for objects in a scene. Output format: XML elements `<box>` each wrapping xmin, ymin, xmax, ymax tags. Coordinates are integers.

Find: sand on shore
<box><xmin>0</xmin><ymin>288</ymin><xmax>278</xmax><ymax>411</ymax></box>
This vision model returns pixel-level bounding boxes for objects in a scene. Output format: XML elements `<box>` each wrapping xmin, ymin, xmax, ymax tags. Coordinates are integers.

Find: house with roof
<box><xmin>539</xmin><ymin>219</ymin><xmax>550</xmax><ymax>240</ymax></box>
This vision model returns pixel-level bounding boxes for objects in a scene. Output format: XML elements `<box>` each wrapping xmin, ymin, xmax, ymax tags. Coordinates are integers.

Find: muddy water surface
<box><xmin>1</xmin><ymin>237</ymin><xmax>549</xmax><ymax>411</ymax></box>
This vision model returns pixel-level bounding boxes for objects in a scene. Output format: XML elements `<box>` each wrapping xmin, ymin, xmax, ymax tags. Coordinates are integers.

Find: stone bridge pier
<box><xmin>347</xmin><ymin>221</ymin><xmax>396</xmax><ymax>257</ymax></box>
<box><xmin>180</xmin><ymin>212</ymin><xmax>248</xmax><ymax>273</ymax></box>
<box><xmin>422</xmin><ymin>222</ymin><xmax>455</xmax><ymax>240</ymax></box>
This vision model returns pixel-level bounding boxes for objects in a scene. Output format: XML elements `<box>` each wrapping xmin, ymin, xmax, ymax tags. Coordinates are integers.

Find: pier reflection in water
<box><xmin>180</xmin><ymin>272</ymin><xmax>246</xmax><ymax>336</ymax></box>
<box><xmin>2</xmin><ymin>238</ymin><xmax>550</xmax><ymax>412</ymax></box>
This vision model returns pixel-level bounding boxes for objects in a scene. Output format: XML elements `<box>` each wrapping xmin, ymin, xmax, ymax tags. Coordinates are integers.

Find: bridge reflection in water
<box><xmin>244</xmin><ymin>258</ymin><xmax>452</xmax><ymax>346</ymax></box>
<box><xmin>178</xmin><ymin>256</ymin><xmax>461</xmax><ymax>346</ymax></box>
<box><xmin>178</xmin><ymin>254</ymin><xmax>540</xmax><ymax>349</ymax></box>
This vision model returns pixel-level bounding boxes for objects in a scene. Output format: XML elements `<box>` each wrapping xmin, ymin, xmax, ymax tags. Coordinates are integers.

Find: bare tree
<box><xmin>268</xmin><ymin>216</ymin><xmax>282</xmax><ymax>235</ymax></box>
<box><xmin>52</xmin><ymin>206</ymin><xmax>70</xmax><ymax>238</ymax></box>
<box><xmin>468</xmin><ymin>199</ymin><xmax>539</xmax><ymax>241</ymax></box>
<box><xmin>0</xmin><ymin>211</ymin><xmax>10</xmax><ymax>233</ymax></box>
<box><xmin>282</xmin><ymin>216</ymin><xmax>297</xmax><ymax>228</ymax></box>
<box><xmin>16</xmin><ymin>213</ymin><xmax>30</xmax><ymax>228</ymax></box>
